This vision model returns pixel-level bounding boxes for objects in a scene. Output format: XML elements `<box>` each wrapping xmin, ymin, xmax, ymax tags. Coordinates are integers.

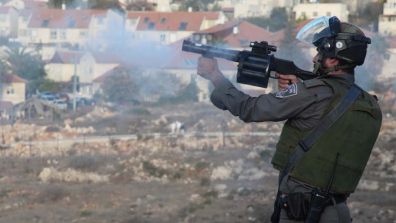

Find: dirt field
<box><xmin>0</xmin><ymin>103</ymin><xmax>395</xmax><ymax>223</ymax></box>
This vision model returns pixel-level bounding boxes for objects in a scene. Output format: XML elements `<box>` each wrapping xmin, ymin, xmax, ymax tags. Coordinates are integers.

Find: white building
<box><xmin>125</xmin><ymin>11</ymin><xmax>227</xmax><ymax>45</ymax></box>
<box><xmin>17</xmin><ymin>9</ymin><xmax>124</xmax><ymax>50</ymax></box>
<box><xmin>293</xmin><ymin>3</ymin><xmax>349</xmax><ymax>22</ymax></box>
<box><xmin>379</xmin><ymin>0</ymin><xmax>396</xmax><ymax>36</ymax></box>
<box><xmin>0</xmin><ymin>6</ymin><xmax>19</xmax><ymax>38</ymax></box>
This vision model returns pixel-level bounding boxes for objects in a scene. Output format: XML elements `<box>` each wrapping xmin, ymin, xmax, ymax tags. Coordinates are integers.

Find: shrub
<box><xmin>125</xmin><ymin>107</ymin><xmax>150</xmax><ymax>115</ymax></box>
<box><xmin>45</xmin><ymin>126</ymin><xmax>60</xmax><ymax>132</ymax></box>
<box><xmin>259</xmin><ymin>150</ymin><xmax>272</xmax><ymax>159</ymax></box>
<box><xmin>37</xmin><ymin>185</ymin><xmax>69</xmax><ymax>203</ymax></box>
<box><xmin>195</xmin><ymin>161</ymin><xmax>210</xmax><ymax>171</ymax></box>
<box><xmin>80</xmin><ymin>210</ymin><xmax>92</xmax><ymax>217</ymax></box>
<box><xmin>200</xmin><ymin>177</ymin><xmax>211</xmax><ymax>187</ymax></box>
<box><xmin>143</xmin><ymin>161</ymin><xmax>166</xmax><ymax>178</ymax></box>
<box><xmin>67</xmin><ymin>155</ymin><xmax>100</xmax><ymax>171</ymax></box>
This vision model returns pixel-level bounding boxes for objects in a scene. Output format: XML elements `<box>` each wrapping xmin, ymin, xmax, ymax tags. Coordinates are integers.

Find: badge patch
<box><xmin>276</xmin><ymin>84</ymin><xmax>298</xmax><ymax>98</ymax></box>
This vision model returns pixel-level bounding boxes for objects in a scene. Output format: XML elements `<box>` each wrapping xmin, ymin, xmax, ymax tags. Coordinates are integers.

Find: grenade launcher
<box><xmin>182</xmin><ymin>39</ymin><xmax>315</xmax><ymax>88</ymax></box>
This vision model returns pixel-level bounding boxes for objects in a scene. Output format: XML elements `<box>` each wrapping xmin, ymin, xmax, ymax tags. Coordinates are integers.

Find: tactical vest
<box><xmin>271</xmin><ymin>78</ymin><xmax>382</xmax><ymax>195</ymax></box>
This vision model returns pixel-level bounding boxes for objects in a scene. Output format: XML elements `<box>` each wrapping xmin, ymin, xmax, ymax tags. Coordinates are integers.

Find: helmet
<box><xmin>296</xmin><ymin>16</ymin><xmax>371</xmax><ymax>76</ymax></box>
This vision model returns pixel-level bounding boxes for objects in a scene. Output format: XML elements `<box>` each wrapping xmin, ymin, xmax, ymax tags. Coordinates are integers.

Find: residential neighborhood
<box><xmin>0</xmin><ymin>0</ymin><xmax>394</xmax><ymax>115</ymax></box>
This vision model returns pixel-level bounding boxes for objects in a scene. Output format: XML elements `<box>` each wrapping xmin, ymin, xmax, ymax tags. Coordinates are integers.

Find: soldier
<box><xmin>196</xmin><ymin>16</ymin><xmax>382</xmax><ymax>223</ymax></box>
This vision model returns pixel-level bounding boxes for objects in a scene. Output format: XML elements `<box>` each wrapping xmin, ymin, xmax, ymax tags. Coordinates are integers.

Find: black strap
<box><xmin>271</xmin><ymin>85</ymin><xmax>361</xmax><ymax>223</ymax></box>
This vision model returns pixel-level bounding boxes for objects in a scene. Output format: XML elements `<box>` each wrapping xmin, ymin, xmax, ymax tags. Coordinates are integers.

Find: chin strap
<box><xmin>313</xmin><ymin>50</ymin><xmax>356</xmax><ymax>76</ymax></box>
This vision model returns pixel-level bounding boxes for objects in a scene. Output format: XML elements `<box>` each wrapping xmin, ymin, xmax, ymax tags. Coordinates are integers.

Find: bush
<box><xmin>195</xmin><ymin>161</ymin><xmax>210</xmax><ymax>171</ymax></box>
<box><xmin>45</xmin><ymin>126</ymin><xmax>60</xmax><ymax>132</ymax></box>
<box><xmin>125</xmin><ymin>107</ymin><xmax>151</xmax><ymax>115</ymax></box>
<box><xmin>37</xmin><ymin>185</ymin><xmax>69</xmax><ymax>203</ymax></box>
<box><xmin>143</xmin><ymin>161</ymin><xmax>166</xmax><ymax>178</ymax></box>
<box><xmin>259</xmin><ymin>150</ymin><xmax>272</xmax><ymax>159</ymax></box>
<box><xmin>67</xmin><ymin>155</ymin><xmax>101</xmax><ymax>171</ymax></box>
<box><xmin>80</xmin><ymin>210</ymin><xmax>92</xmax><ymax>217</ymax></box>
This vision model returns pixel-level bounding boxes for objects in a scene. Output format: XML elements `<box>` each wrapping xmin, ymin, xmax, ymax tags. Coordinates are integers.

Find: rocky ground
<box><xmin>0</xmin><ymin>103</ymin><xmax>394</xmax><ymax>223</ymax></box>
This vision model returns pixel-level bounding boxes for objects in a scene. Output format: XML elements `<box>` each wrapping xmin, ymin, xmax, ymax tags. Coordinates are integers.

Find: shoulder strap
<box><xmin>271</xmin><ymin>85</ymin><xmax>361</xmax><ymax>223</ymax></box>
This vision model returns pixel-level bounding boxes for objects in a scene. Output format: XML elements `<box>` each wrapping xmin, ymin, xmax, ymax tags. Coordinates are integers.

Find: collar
<box><xmin>317</xmin><ymin>74</ymin><xmax>355</xmax><ymax>87</ymax></box>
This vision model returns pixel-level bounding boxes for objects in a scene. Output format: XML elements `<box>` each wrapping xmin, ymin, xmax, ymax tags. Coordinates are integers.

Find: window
<box><xmin>179</xmin><ymin>22</ymin><xmax>188</xmax><ymax>30</ymax></box>
<box><xmin>41</xmin><ymin>19</ymin><xmax>49</xmax><ymax>27</ymax></box>
<box><xmin>68</xmin><ymin>20</ymin><xmax>75</xmax><ymax>28</ymax></box>
<box><xmin>89</xmin><ymin>67</ymin><xmax>93</xmax><ymax>74</ymax></box>
<box><xmin>50</xmin><ymin>29</ymin><xmax>57</xmax><ymax>39</ymax></box>
<box><xmin>326</xmin><ymin>12</ymin><xmax>331</xmax><ymax>17</ymax></box>
<box><xmin>80</xmin><ymin>31</ymin><xmax>86</xmax><ymax>37</ymax></box>
<box><xmin>207</xmin><ymin>35</ymin><xmax>212</xmax><ymax>41</ymax></box>
<box><xmin>313</xmin><ymin>12</ymin><xmax>318</xmax><ymax>17</ymax></box>
<box><xmin>161</xmin><ymin>18</ymin><xmax>166</xmax><ymax>24</ymax></box>
<box><xmin>60</xmin><ymin>30</ymin><xmax>66</xmax><ymax>39</ymax></box>
<box><xmin>7</xmin><ymin>88</ymin><xmax>14</xmax><ymax>94</ymax></box>
<box><xmin>0</xmin><ymin>30</ymin><xmax>6</xmax><ymax>36</ymax></box>
<box><xmin>160</xmin><ymin>34</ymin><xmax>166</xmax><ymax>42</ymax></box>
<box><xmin>23</xmin><ymin>16</ymin><xmax>29</xmax><ymax>23</ymax></box>
<box><xmin>194</xmin><ymin>35</ymin><xmax>200</xmax><ymax>41</ymax></box>
<box><xmin>0</xmin><ymin>15</ymin><xmax>6</xmax><ymax>23</ymax></box>
<box><xmin>143</xmin><ymin>17</ymin><xmax>149</xmax><ymax>23</ymax></box>
<box><xmin>98</xmin><ymin>17</ymin><xmax>104</xmax><ymax>24</ymax></box>
<box><xmin>147</xmin><ymin>22</ymin><xmax>155</xmax><ymax>30</ymax></box>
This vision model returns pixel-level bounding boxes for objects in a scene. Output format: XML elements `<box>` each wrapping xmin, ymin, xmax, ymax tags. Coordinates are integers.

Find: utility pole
<box><xmin>73</xmin><ymin>54</ymin><xmax>78</xmax><ymax>113</ymax></box>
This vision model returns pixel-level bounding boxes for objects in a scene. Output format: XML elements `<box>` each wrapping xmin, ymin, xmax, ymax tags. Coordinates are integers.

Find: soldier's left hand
<box><xmin>197</xmin><ymin>57</ymin><xmax>225</xmax><ymax>86</ymax></box>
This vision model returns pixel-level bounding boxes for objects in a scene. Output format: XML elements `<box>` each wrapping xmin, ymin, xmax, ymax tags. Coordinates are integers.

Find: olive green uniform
<box><xmin>210</xmin><ymin>74</ymin><xmax>358</xmax><ymax>223</ymax></box>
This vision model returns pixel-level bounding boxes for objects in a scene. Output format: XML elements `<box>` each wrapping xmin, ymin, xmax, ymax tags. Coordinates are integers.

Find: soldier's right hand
<box><xmin>276</xmin><ymin>73</ymin><xmax>300</xmax><ymax>91</ymax></box>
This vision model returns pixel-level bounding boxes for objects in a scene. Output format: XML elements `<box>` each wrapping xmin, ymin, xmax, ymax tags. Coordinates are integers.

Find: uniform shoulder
<box><xmin>302</xmin><ymin>78</ymin><xmax>326</xmax><ymax>89</ymax></box>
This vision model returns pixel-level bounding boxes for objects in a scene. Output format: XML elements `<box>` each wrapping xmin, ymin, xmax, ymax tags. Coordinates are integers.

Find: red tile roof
<box><xmin>127</xmin><ymin>11</ymin><xmax>221</xmax><ymax>31</ymax></box>
<box><xmin>19</xmin><ymin>9</ymin><xmax>32</xmax><ymax>17</ymax></box>
<box><xmin>27</xmin><ymin>9</ymin><xmax>107</xmax><ymax>29</ymax></box>
<box><xmin>91</xmin><ymin>51</ymin><xmax>125</xmax><ymax>64</ymax></box>
<box><xmin>3</xmin><ymin>74</ymin><xmax>27</xmax><ymax>83</ymax></box>
<box><xmin>195</xmin><ymin>20</ymin><xmax>273</xmax><ymax>48</ymax></box>
<box><xmin>49</xmin><ymin>51</ymin><xmax>85</xmax><ymax>64</ymax></box>
<box><xmin>0</xmin><ymin>6</ymin><xmax>11</xmax><ymax>14</ymax></box>
<box><xmin>93</xmin><ymin>65</ymin><xmax>122</xmax><ymax>83</ymax></box>
<box><xmin>0</xmin><ymin>101</ymin><xmax>13</xmax><ymax>111</ymax></box>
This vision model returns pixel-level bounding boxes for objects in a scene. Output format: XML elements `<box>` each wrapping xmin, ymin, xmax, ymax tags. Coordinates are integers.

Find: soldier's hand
<box><xmin>197</xmin><ymin>57</ymin><xmax>224</xmax><ymax>86</ymax></box>
<box><xmin>276</xmin><ymin>73</ymin><xmax>300</xmax><ymax>91</ymax></box>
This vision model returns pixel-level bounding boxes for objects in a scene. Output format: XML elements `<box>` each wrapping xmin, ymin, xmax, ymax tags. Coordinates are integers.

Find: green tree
<box><xmin>178</xmin><ymin>0</ymin><xmax>215</xmax><ymax>11</ymax></box>
<box><xmin>88</xmin><ymin>0</ymin><xmax>124</xmax><ymax>12</ymax></box>
<box><xmin>2</xmin><ymin>46</ymin><xmax>47</xmax><ymax>94</ymax></box>
<box><xmin>126</xmin><ymin>1</ymin><xmax>155</xmax><ymax>11</ymax></box>
<box><xmin>102</xmin><ymin>67</ymin><xmax>139</xmax><ymax>104</ymax></box>
<box><xmin>38</xmin><ymin>79</ymin><xmax>62</xmax><ymax>92</ymax></box>
<box><xmin>353</xmin><ymin>1</ymin><xmax>384</xmax><ymax>31</ymax></box>
<box><xmin>210</xmin><ymin>2</ymin><xmax>222</xmax><ymax>11</ymax></box>
<box><xmin>48</xmin><ymin>0</ymin><xmax>76</xmax><ymax>8</ymax></box>
<box><xmin>178</xmin><ymin>75</ymin><xmax>198</xmax><ymax>102</ymax></box>
<box><xmin>245</xmin><ymin>7</ymin><xmax>288</xmax><ymax>32</ymax></box>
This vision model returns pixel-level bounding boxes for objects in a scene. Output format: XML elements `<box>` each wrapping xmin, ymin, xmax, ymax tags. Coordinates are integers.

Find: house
<box><xmin>380</xmin><ymin>37</ymin><xmax>396</xmax><ymax>81</ymax></box>
<box><xmin>17</xmin><ymin>9</ymin><xmax>124</xmax><ymax>50</ymax></box>
<box><xmin>0</xmin><ymin>6</ymin><xmax>18</xmax><ymax>38</ymax></box>
<box><xmin>0</xmin><ymin>74</ymin><xmax>27</xmax><ymax>105</ymax></box>
<box><xmin>379</xmin><ymin>0</ymin><xmax>396</xmax><ymax>36</ymax></box>
<box><xmin>5</xmin><ymin>0</ymin><xmax>48</xmax><ymax>10</ymax></box>
<box><xmin>293</xmin><ymin>3</ymin><xmax>349</xmax><ymax>22</ymax></box>
<box><xmin>125</xmin><ymin>11</ymin><xmax>228</xmax><ymax>45</ymax></box>
<box><xmin>47</xmin><ymin>50</ymin><xmax>124</xmax><ymax>96</ymax></box>
<box><xmin>192</xmin><ymin>20</ymin><xmax>272</xmax><ymax>49</ymax></box>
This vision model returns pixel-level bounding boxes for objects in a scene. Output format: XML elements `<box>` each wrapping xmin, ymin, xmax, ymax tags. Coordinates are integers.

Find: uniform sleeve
<box><xmin>210</xmin><ymin>77</ymin><xmax>317</xmax><ymax>122</ymax></box>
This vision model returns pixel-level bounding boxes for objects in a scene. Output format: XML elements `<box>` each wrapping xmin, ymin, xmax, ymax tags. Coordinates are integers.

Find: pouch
<box><xmin>287</xmin><ymin>192</ymin><xmax>308</xmax><ymax>220</ymax></box>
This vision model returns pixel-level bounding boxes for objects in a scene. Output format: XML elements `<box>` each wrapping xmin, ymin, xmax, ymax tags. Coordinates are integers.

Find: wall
<box><xmin>0</xmin><ymin>82</ymin><xmax>26</xmax><ymax>104</ymax></box>
<box><xmin>293</xmin><ymin>3</ymin><xmax>349</xmax><ymax>22</ymax></box>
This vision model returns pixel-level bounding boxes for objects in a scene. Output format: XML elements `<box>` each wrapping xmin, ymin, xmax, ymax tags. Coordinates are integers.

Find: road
<box><xmin>6</xmin><ymin>131</ymin><xmax>281</xmax><ymax>148</ymax></box>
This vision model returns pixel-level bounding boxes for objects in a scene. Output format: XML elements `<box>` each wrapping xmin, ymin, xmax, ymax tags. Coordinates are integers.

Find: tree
<box><xmin>88</xmin><ymin>0</ymin><xmax>124</xmax><ymax>12</ymax></box>
<box><xmin>210</xmin><ymin>2</ymin><xmax>222</xmax><ymax>11</ymax></box>
<box><xmin>2</xmin><ymin>46</ymin><xmax>47</xmax><ymax>94</ymax></box>
<box><xmin>245</xmin><ymin>7</ymin><xmax>288</xmax><ymax>32</ymax></box>
<box><xmin>352</xmin><ymin>1</ymin><xmax>384</xmax><ymax>31</ymax></box>
<box><xmin>102</xmin><ymin>67</ymin><xmax>139</xmax><ymax>104</ymax></box>
<box><xmin>178</xmin><ymin>0</ymin><xmax>215</xmax><ymax>11</ymax></box>
<box><xmin>126</xmin><ymin>1</ymin><xmax>155</xmax><ymax>11</ymax></box>
<box><xmin>38</xmin><ymin>79</ymin><xmax>62</xmax><ymax>93</ymax></box>
<box><xmin>48</xmin><ymin>0</ymin><xmax>77</xmax><ymax>8</ymax></box>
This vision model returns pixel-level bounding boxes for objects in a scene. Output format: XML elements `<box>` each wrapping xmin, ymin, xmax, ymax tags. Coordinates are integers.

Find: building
<box><xmin>0</xmin><ymin>6</ymin><xmax>19</xmax><ymax>38</ymax></box>
<box><xmin>125</xmin><ymin>11</ymin><xmax>228</xmax><ymax>45</ymax></box>
<box><xmin>293</xmin><ymin>3</ymin><xmax>349</xmax><ymax>22</ymax></box>
<box><xmin>17</xmin><ymin>9</ymin><xmax>124</xmax><ymax>50</ymax></box>
<box><xmin>5</xmin><ymin>0</ymin><xmax>48</xmax><ymax>10</ymax></box>
<box><xmin>0</xmin><ymin>74</ymin><xmax>27</xmax><ymax>105</ymax></box>
<box><xmin>192</xmin><ymin>20</ymin><xmax>272</xmax><ymax>49</ymax></box>
<box><xmin>379</xmin><ymin>0</ymin><xmax>396</xmax><ymax>36</ymax></box>
<box><xmin>46</xmin><ymin>51</ymin><xmax>85</xmax><ymax>83</ymax></box>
